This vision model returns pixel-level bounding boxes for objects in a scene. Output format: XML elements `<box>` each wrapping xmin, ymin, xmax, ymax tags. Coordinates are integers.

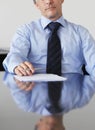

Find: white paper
<box><xmin>14</xmin><ymin>74</ymin><xmax>67</xmax><ymax>82</ymax></box>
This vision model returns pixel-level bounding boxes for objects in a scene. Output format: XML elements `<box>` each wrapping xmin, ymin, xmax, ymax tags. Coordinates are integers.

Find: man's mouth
<box><xmin>45</xmin><ymin>6</ymin><xmax>56</xmax><ymax>10</ymax></box>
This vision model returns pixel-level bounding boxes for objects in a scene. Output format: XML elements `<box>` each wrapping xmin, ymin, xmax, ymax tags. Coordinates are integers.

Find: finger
<box><xmin>24</xmin><ymin>68</ymin><xmax>33</xmax><ymax>76</ymax></box>
<box><xmin>30</xmin><ymin>82</ymin><xmax>35</xmax><ymax>89</ymax></box>
<box><xmin>20</xmin><ymin>83</ymin><xmax>30</xmax><ymax>90</ymax></box>
<box><xmin>25</xmin><ymin>82</ymin><xmax>35</xmax><ymax>91</ymax></box>
<box><xmin>17</xmin><ymin>82</ymin><xmax>27</xmax><ymax>90</ymax></box>
<box><xmin>16</xmin><ymin>65</ymin><xmax>27</xmax><ymax>76</ymax></box>
<box><xmin>19</xmin><ymin>82</ymin><xmax>32</xmax><ymax>91</ymax></box>
<box><xmin>14</xmin><ymin>65</ymin><xmax>28</xmax><ymax>76</ymax></box>
<box><xmin>14</xmin><ymin>66</ymin><xmax>24</xmax><ymax>76</ymax></box>
<box><xmin>20</xmin><ymin>62</ymin><xmax>29</xmax><ymax>70</ymax></box>
<box><xmin>24</xmin><ymin>61</ymin><xmax>35</xmax><ymax>73</ymax></box>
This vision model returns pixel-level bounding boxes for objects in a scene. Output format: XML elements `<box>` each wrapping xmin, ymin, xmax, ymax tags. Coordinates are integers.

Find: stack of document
<box><xmin>14</xmin><ymin>74</ymin><xmax>67</xmax><ymax>82</ymax></box>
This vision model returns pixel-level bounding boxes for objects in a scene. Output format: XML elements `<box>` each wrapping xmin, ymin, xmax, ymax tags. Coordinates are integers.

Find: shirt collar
<box><xmin>41</xmin><ymin>16</ymin><xmax>66</xmax><ymax>29</ymax></box>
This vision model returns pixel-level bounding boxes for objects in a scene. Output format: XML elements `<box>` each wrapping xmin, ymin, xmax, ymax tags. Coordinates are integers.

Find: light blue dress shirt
<box><xmin>3</xmin><ymin>16</ymin><xmax>95</xmax><ymax>75</ymax></box>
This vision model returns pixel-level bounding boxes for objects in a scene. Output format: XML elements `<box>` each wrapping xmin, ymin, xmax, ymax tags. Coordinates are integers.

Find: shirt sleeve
<box><xmin>3</xmin><ymin>24</ymin><xmax>31</xmax><ymax>73</ymax></box>
<box><xmin>78</xmin><ymin>25</ymin><xmax>95</xmax><ymax>76</ymax></box>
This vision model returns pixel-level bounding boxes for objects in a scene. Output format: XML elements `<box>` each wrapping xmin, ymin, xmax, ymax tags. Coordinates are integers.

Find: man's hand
<box><xmin>14</xmin><ymin>61</ymin><xmax>35</xmax><ymax>76</ymax></box>
<box><xmin>14</xmin><ymin>78</ymin><xmax>35</xmax><ymax>91</ymax></box>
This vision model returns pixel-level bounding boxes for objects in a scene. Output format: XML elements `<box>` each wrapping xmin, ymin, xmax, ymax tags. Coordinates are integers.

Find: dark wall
<box><xmin>0</xmin><ymin>54</ymin><xmax>7</xmax><ymax>71</ymax></box>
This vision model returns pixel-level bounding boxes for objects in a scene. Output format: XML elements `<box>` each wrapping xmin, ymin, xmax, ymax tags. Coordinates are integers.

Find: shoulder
<box><xmin>64</xmin><ymin>19</ymin><xmax>91</xmax><ymax>38</ymax></box>
<box><xmin>65</xmin><ymin>19</ymin><xmax>88</xmax><ymax>32</ymax></box>
<box><xmin>16</xmin><ymin>18</ymin><xmax>41</xmax><ymax>33</ymax></box>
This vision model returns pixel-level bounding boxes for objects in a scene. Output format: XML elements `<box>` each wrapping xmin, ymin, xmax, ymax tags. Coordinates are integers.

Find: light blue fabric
<box><xmin>3</xmin><ymin>16</ymin><xmax>95</xmax><ymax>76</ymax></box>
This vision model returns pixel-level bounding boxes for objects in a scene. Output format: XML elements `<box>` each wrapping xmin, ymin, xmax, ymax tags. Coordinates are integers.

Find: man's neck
<box><xmin>48</xmin><ymin>15</ymin><xmax>62</xmax><ymax>21</ymax></box>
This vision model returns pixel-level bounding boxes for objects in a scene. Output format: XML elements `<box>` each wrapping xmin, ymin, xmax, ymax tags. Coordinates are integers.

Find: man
<box><xmin>3</xmin><ymin>0</ymin><xmax>95</xmax><ymax>76</ymax></box>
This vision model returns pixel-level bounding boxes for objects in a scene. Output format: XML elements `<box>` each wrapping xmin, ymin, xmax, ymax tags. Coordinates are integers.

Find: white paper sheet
<box><xmin>14</xmin><ymin>74</ymin><xmax>67</xmax><ymax>82</ymax></box>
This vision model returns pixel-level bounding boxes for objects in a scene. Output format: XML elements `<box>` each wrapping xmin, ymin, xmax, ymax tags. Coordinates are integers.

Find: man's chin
<box><xmin>46</xmin><ymin>13</ymin><xmax>57</xmax><ymax>20</ymax></box>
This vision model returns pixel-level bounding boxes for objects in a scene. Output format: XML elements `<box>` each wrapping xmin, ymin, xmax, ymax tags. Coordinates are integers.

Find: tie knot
<box><xmin>48</xmin><ymin>22</ymin><xmax>61</xmax><ymax>32</ymax></box>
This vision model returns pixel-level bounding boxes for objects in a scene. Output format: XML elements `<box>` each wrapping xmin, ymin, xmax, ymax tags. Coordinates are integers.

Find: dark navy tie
<box><xmin>46</xmin><ymin>22</ymin><xmax>62</xmax><ymax>114</ymax></box>
<box><xmin>47</xmin><ymin>82</ymin><xmax>62</xmax><ymax>114</ymax></box>
<box><xmin>46</xmin><ymin>22</ymin><xmax>62</xmax><ymax>76</ymax></box>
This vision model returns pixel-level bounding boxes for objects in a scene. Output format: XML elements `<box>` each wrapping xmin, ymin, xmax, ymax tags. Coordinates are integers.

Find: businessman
<box><xmin>3</xmin><ymin>0</ymin><xmax>95</xmax><ymax>76</ymax></box>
